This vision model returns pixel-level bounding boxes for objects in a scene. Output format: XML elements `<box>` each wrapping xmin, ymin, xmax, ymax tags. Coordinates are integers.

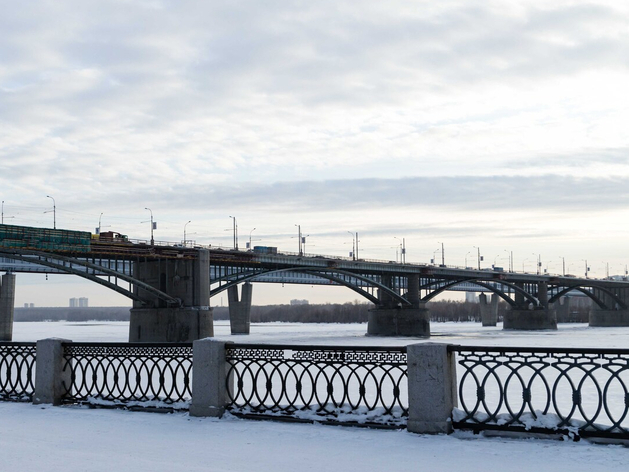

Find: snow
<box><xmin>4</xmin><ymin>320</ymin><xmax>629</xmax><ymax>470</ymax></box>
<box><xmin>2</xmin><ymin>402</ymin><xmax>628</xmax><ymax>472</ymax></box>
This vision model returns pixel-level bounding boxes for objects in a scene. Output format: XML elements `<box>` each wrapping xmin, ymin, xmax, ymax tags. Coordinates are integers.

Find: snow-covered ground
<box><xmin>4</xmin><ymin>321</ymin><xmax>629</xmax><ymax>471</ymax></box>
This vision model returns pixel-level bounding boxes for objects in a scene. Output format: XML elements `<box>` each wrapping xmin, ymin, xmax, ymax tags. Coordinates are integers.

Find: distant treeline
<box><xmin>14</xmin><ymin>300</ymin><xmax>591</xmax><ymax>323</ymax></box>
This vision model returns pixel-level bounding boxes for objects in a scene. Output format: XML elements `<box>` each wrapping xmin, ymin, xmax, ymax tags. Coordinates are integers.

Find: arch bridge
<box><xmin>1</xmin><ymin>235</ymin><xmax>629</xmax><ymax>340</ymax></box>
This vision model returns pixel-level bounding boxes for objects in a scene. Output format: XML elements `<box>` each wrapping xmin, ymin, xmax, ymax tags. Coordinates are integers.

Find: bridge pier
<box><xmin>479</xmin><ymin>293</ymin><xmax>498</xmax><ymax>326</ymax></box>
<box><xmin>0</xmin><ymin>273</ymin><xmax>16</xmax><ymax>341</ymax></box>
<box><xmin>589</xmin><ymin>309</ymin><xmax>629</xmax><ymax>327</ymax></box>
<box><xmin>228</xmin><ymin>282</ymin><xmax>252</xmax><ymax>334</ymax></box>
<box><xmin>503</xmin><ymin>308</ymin><xmax>557</xmax><ymax>330</ymax></box>
<box><xmin>367</xmin><ymin>305</ymin><xmax>430</xmax><ymax>337</ymax></box>
<box><xmin>129</xmin><ymin>249</ymin><xmax>213</xmax><ymax>342</ymax></box>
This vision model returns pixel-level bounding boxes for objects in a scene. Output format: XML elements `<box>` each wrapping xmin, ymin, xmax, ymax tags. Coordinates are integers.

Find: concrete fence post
<box><xmin>33</xmin><ymin>338</ymin><xmax>72</xmax><ymax>405</ymax></box>
<box><xmin>190</xmin><ymin>338</ymin><xmax>232</xmax><ymax>417</ymax></box>
<box><xmin>407</xmin><ymin>343</ymin><xmax>457</xmax><ymax>434</ymax></box>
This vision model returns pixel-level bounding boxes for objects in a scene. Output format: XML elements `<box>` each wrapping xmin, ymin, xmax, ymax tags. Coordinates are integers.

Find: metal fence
<box><xmin>449</xmin><ymin>345</ymin><xmax>629</xmax><ymax>440</ymax></box>
<box><xmin>0</xmin><ymin>342</ymin><xmax>36</xmax><ymax>402</ymax></box>
<box><xmin>61</xmin><ymin>343</ymin><xmax>193</xmax><ymax>409</ymax></box>
<box><xmin>225</xmin><ymin>344</ymin><xmax>408</xmax><ymax>427</ymax></box>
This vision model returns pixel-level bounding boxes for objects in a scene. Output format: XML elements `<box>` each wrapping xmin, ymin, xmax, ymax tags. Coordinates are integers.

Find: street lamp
<box><xmin>46</xmin><ymin>195</ymin><xmax>56</xmax><ymax>229</ymax></box>
<box><xmin>437</xmin><ymin>241</ymin><xmax>444</xmax><ymax>266</ymax></box>
<box><xmin>558</xmin><ymin>256</ymin><xmax>566</xmax><ymax>276</ymax></box>
<box><xmin>248</xmin><ymin>228</ymin><xmax>256</xmax><ymax>250</ymax></box>
<box><xmin>229</xmin><ymin>216</ymin><xmax>238</xmax><ymax>250</ymax></box>
<box><xmin>473</xmin><ymin>246</ymin><xmax>483</xmax><ymax>270</ymax></box>
<box><xmin>465</xmin><ymin>251</ymin><xmax>471</xmax><ymax>268</ymax></box>
<box><xmin>97</xmin><ymin>212</ymin><xmax>103</xmax><ymax>235</ymax></box>
<box><xmin>522</xmin><ymin>258</ymin><xmax>529</xmax><ymax>272</ymax></box>
<box><xmin>532</xmin><ymin>253</ymin><xmax>541</xmax><ymax>275</ymax></box>
<box><xmin>582</xmin><ymin>259</ymin><xmax>590</xmax><ymax>278</ymax></box>
<box><xmin>347</xmin><ymin>231</ymin><xmax>356</xmax><ymax>260</ymax></box>
<box><xmin>183</xmin><ymin>220</ymin><xmax>191</xmax><ymax>246</ymax></box>
<box><xmin>1</xmin><ymin>201</ymin><xmax>13</xmax><ymax>225</ymax></box>
<box><xmin>504</xmin><ymin>250</ymin><xmax>513</xmax><ymax>272</ymax></box>
<box><xmin>145</xmin><ymin>208</ymin><xmax>155</xmax><ymax>245</ymax></box>
<box><xmin>295</xmin><ymin>224</ymin><xmax>302</xmax><ymax>255</ymax></box>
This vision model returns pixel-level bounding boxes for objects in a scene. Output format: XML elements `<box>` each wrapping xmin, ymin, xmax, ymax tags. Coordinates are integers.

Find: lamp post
<box><xmin>144</xmin><ymin>208</ymin><xmax>155</xmax><ymax>245</ymax></box>
<box><xmin>504</xmin><ymin>249</ymin><xmax>513</xmax><ymax>272</ymax></box>
<box><xmin>302</xmin><ymin>234</ymin><xmax>310</xmax><ymax>254</ymax></box>
<box><xmin>559</xmin><ymin>256</ymin><xmax>566</xmax><ymax>276</ymax></box>
<box><xmin>522</xmin><ymin>258</ymin><xmax>529</xmax><ymax>272</ymax></box>
<box><xmin>248</xmin><ymin>228</ymin><xmax>256</xmax><ymax>251</ymax></box>
<box><xmin>437</xmin><ymin>241</ymin><xmax>444</xmax><ymax>266</ymax></box>
<box><xmin>46</xmin><ymin>195</ymin><xmax>56</xmax><ymax>229</ymax></box>
<box><xmin>465</xmin><ymin>251</ymin><xmax>471</xmax><ymax>268</ymax></box>
<box><xmin>295</xmin><ymin>224</ymin><xmax>302</xmax><ymax>255</ymax></box>
<box><xmin>183</xmin><ymin>220</ymin><xmax>191</xmax><ymax>246</ymax></box>
<box><xmin>582</xmin><ymin>259</ymin><xmax>590</xmax><ymax>279</ymax></box>
<box><xmin>394</xmin><ymin>237</ymin><xmax>403</xmax><ymax>263</ymax></box>
<box><xmin>347</xmin><ymin>231</ymin><xmax>355</xmax><ymax>260</ymax></box>
<box><xmin>532</xmin><ymin>253</ymin><xmax>541</xmax><ymax>275</ymax></box>
<box><xmin>229</xmin><ymin>216</ymin><xmax>238</xmax><ymax>250</ymax></box>
<box><xmin>97</xmin><ymin>212</ymin><xmax>103</xmax><ymax>235</ymax></box>
<box><xmin>473</xmin><ymin>246</ymin><xmax>482</xmax><ymax>270</ymax></box>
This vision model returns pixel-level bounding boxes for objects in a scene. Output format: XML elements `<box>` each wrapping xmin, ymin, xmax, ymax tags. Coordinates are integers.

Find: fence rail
<box><xmin>0</xmin><ymin>342</ymin><xmax>36</xmax><ymax>402</ymax></box>
<box><xmin>61</xmin><ymin>342</ymin><xmax>193</xmax><ymax>409</ymax></box>
<box><xmin>449</xmin><ymin>345</ymin><xmax>629</xmax><ymax>440</ymax></box>
<box><xmin>225</xmin><ymin>343</ymin><xmax>408</xmax><ymax>427</ymax></box>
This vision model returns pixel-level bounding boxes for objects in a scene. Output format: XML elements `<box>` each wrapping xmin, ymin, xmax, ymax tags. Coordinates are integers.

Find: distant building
<box><xmin>29</xmin><ymin>303</ymin><xmax>34</xmax><ymax>308</ymax></box>
<box><xmin>70</xmin><ymin>297</ymin><xmax>89</xmax><ymax>308</ymax></box>
<box><xmin>465</xmin><ymin>292</ymin><xmax>479</xmax><ymax>303</ymax></box>
<box><xmin>290</xmin><ymin>299</ymin><xmax>309</xmax><ymax>306</ymax></box>
<box><xmin>24</xmin><ymin>303</ymin><xmax>28</xmax><ymax>308</ymax></box>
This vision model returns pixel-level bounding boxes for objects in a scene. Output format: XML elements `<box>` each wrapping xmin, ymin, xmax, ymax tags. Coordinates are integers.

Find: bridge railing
<box><xmin>224</xmin><ymin>343</ymin><xmax>408</xmax><ymax>427</ymax></box>
<box><xmin>448</xmin><ymin>345</ymin><xmax>629</xmax><ymax>440</ymax></box>
<box><xmin>61</xmin><ymin>342</ymin><xmax>193</xmax><ymax>410</ymax></box>
<box><xmin>0</xmin><ymin>342</ymin><xmax>36</xmax><ymax>402</ymax></box>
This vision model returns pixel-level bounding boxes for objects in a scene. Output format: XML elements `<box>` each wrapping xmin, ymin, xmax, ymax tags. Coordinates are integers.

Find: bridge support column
<box><xmin>479</xmin><ymin>293</ymin><xmax>498</xmax><ymax>327</ymax></box>
<box><xmin>589</xmin><ymin>309</ymin><xmax>629</xmax><ymax>327</ymax></box>
<box><xmin>0</xmin><ymin>273</ymin><xmax>16</xmax><ymax>341</ymax></box>
<box><xmin>503</xmin><ymin>307</ymin><xmax>557</xmax><ymax>330</ymax></box>
<box><xmin>368</xmin><ymin>304</ymin><xmax>430</xmax><ymax>337</ymax></box>
<box><xmin>129</xmin><ymin>249</ymin><xmax>213</xmax><ymax>342</ymax></box>
<box><xmin>228</xmin><ymin>282</ymin><xmax>252</xmax><ymax>335</ymax></box>
<box><xmin>554</xmin><ymin>297</ymin><xmax>571</xmax><ymax>323</ymax></box>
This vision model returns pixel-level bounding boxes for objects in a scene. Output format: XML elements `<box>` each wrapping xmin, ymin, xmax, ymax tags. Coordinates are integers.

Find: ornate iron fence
<box><xmin>61</xmin><ymin>343</ymin><xmax>193</xmax><ymax>409</ymax></box>
<box><xmin>0</xmin><ymin>342</ymin><xmax>36</xmax><ymax>402</ymax></box>
<box><xmin>225</xmin><ymin>344</ymin><xmax>408</xmax><ymax>427</ymax></box>
<box><xmin>449</xmin><ymin>345</ymin><xmax>629</xmax><ymax>440</ymax></box>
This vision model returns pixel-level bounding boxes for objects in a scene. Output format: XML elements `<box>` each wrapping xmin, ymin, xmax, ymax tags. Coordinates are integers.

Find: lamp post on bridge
<box><xmin>97</xmin><ymin>212</ymin><xmax>103</xmax><ymax>235</ymax></box>
<box><xmin>348</xmin><ymin>231</ymin><xmax>356</xmax><ymax>260</ymax></box>
<box><xmin>295</xmin><ymin>224</ymin><xmax>302</xmax><ymax>256</ymax></box>
<box><xmin>183</xmin><ymin>220</ymin><xmax>191</xmax><ymax>247</ymax></box>
<box><xmin>144</xmin><ymin>208</ymin><xmax>155</xmax><ymax>245</ymax></box>
<box><xmin>465</xmin><ymin>251</ymin><xmax>471</xmax><ymax>268</ymax></box>
<box><xmin>394</xmin><ymin>237</ymin><xmax>406</xmax><ymax>264</ymax></box>
<box><xmin>473</xmin><ymin>246</ymin><xmax>483</xmax><ymax>270</ymax></box>
<box><xmin>46</xmin><ymin>195</ymin><xmax>56</xmax><ymax>229</ymax></box>
<box><xmin>582</xmin><ymin>259</ymin><xmax>590</xmax><ymax>279</ymax></box>
<box><xmin>229</xmin><ymin>216</ymin><xmax>238</xmax><ymax>250</ymax></box>
<box><xmin>504</xmin><ymin>250</ymin><xmax>513</xmax><ymax>272</ymax></box>
<box><xmin>559</xmin><ymin>256</ymin><xmax>566</xmax><ymax>276</ymax></box>
<box><xmin>437</xmin><ymin>241</ymin><xmax>444</xmax><ymax>266</ymax></box>
<box><xmin>248</xmin><ymin>228</ymin><xmax>256</xmax><ymax>251</ymax></box>
<box><xmin>532</xmin><ymin>253</ymin><xmax>541</xmax><ymax>275</ymax></box>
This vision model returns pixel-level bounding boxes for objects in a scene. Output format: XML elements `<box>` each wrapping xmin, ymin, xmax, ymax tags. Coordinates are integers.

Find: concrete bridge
<box><xmin>1</xmin><ymin>223</ymin><xmax>628</xmax><ymax>341</ymax></box>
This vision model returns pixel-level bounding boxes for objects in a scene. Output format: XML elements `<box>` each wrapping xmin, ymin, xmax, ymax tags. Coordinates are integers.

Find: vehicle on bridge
<box><xmin>0</xmin><ymin>223</ymin><xmax>91</xmax><ymax>252</ymax></box>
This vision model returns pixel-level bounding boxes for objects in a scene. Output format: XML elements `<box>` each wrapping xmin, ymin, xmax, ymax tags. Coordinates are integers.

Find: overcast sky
<box><xmin>2</xmin><ymin>0</ymin><xmax>629</xmax><ymax>306</ymax></box>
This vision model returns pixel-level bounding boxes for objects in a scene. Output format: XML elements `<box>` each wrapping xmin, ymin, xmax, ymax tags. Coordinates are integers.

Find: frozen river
<box><xmin>11</xmin><ymin>320</ymin><xmax>629</xmax><ymax>349</ymax></box>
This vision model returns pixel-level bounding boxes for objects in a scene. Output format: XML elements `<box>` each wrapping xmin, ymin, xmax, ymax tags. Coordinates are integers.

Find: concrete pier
<box><xmin>367</xmin><ymin>305</ymin><xmax>430</xmax><ymax>337</ymax></box>
<box><xmin>0</xmin><ymin>272</ymin><xmax>16</xmax><ymax>341</ymax></box>
<box><xmin>589</xmin><ymin>309</ymin><xmax>629</xmax><ymax>327</ymax></box>
<box><xmin>503</xmin><ymin>308</ymin><xmax>557</xmax><ymax>330</ymax></box>
<box><xmin>228</xmin><ymin>282</ymin><xmax>252</xmax><ymax>335</ymax></box>
<box><xmin>479</xmin><ymin>293</ymin><xmax>498</xmax><ymax>326</ymax></box>
<box><xmin>129</xmin><ymin>249</ymin><xmax>213</xmax><ymax>342</ymax></box>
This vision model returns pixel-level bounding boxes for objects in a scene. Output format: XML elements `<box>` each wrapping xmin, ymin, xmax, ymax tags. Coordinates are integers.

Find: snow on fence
<box><xmin>450</xmin><ymin>345</ymin><xmax>629</xmax><ymax>440</ymax></box>
<box><xmin>61</xmin><ymin>342</ymin><xmax>193</xmax><ymax>410</ymax></box>
<box><xmin>0</xmin><ymin>342</ymin><xmax>36</xmax><ymax>402</ymax></box>
<box><xmin>224</xmin><ymin>344</ymin><xmax>408</xmax><ymax>427</ymax></box>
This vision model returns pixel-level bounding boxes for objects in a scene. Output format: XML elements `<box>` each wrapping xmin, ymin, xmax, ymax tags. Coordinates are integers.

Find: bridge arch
<box><xmin>548</xmin><ymin>284</ymin><xmax>627</xmax><ymax>310</ymax></box>
<box><xmin>0</xmin><ymin>249</ymin><xmax>180</xmax><ymax>307</ymax></box>
<box><xmin>210</xmin><ymin>267</ymin><xmax>412</xmax><ymax>306</ymax></box>
<box><xmin>419</xmin><ymin>278</ymin><xmax>538</xmax><ymax>307</ymax></box>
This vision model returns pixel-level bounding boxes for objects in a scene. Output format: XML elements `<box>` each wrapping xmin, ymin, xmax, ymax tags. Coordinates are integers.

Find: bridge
<box><xmin>1</xmin><ymin>223</ymin><xmax>628</xmax><ymax>341</ymax></box>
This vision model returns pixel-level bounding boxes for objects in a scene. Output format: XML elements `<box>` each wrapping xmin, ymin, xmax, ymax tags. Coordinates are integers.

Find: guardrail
<box><xmin>449</xmin><ymin>345</ymin><xmax>629</xmax><ymax>440</ymax></box>
<box><xmin>0</xmin><ymin>342</ymin><xmax>36</xmax><ymax>402</ymax></box>
<box><xmin>225</xmin><ymin>344</ymin><xmax>408</xmax><ymax>427</ymax></box>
